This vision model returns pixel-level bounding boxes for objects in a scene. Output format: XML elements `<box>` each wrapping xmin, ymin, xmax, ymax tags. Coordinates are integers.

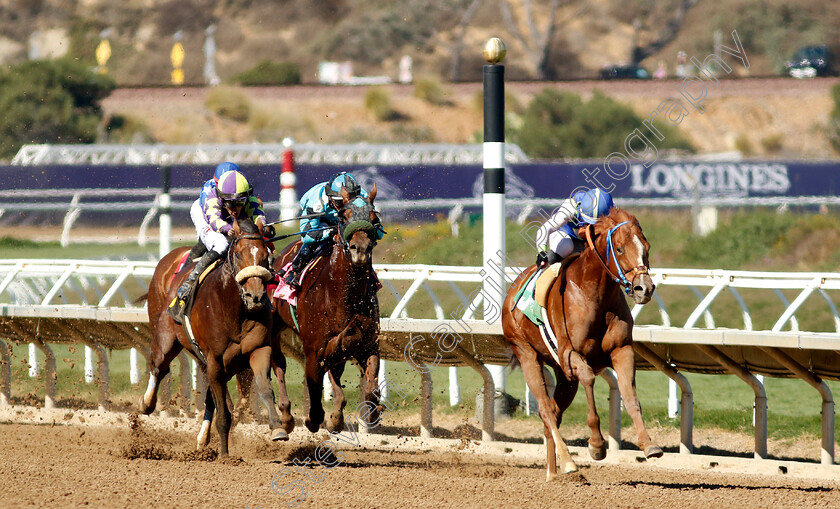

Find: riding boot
<box><xmin>168</xmin><ymin>250</ymin><xmax>223</xmax><ymax>322</ymax></box>
<box><xmin>284</xmin><ymin>242</ymin><xmax>317</xmax><ymax>289</ymax></box>
<box><xmin>186</xmin><ymin>240</ymin><xmax>207</xmax><ymax>262</ymax></box>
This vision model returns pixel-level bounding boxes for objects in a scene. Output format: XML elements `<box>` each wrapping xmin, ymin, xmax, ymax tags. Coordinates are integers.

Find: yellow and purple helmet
<box><xmin>217</xmin><ymin>170</ymin><xmax>252</xmax><ymax>203</ymax></box>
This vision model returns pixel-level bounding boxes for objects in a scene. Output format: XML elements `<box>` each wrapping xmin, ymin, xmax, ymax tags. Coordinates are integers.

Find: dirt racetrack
<box><xmin>1</xmin><ymin>406</ymin><xmax>839</xmax><ymax>508</ymax></box>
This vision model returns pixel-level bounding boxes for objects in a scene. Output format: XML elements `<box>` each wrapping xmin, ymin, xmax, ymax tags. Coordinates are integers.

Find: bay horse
<box><xmin>140</xmin><ymin>217</ymin><xmax>293</xmax><ymax>456</ymax></box>
<box><xmin>502</xmin><ymin>207</ymin><xmax>662</xmax><ymax>480</ymax></box>
<box><xmin>271</xmin><ymin>184</ymin><xmax>382</xmax><ymax>433</ymax></box>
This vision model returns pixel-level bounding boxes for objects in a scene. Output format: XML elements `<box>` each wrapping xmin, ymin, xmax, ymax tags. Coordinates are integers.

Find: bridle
<box><xmin>227</xmin><ymin>232</ymin><xmax>272</xmax><ymax>298</ymax></box>
<box><xmin>336</xmin><ymin>198</ymin><xmax>378</xmax><ymax>257</ymax></box>
<box><xmin>582</xmin><ymin>222</ymin><xmax>649</xmax><ymax>296</ymax></box>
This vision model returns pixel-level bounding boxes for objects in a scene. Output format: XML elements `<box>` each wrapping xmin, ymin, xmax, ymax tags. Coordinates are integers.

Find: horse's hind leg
<box><xmin>611</xmin><ymin>344</ymin><xmax>663</xmax><ymax>459</ymax></box>
<box><xmin>303</xmin><ymin>355</ymin><xmax>326</xmax><ymax>433</ymax></box>
<box><xmin>358</xmin><ymin>353</ymin><xmax>382</xmax><ymax>429</ymax></box>
<box><xmin>197</xmin><ymin>389</ymin><xmax>215</xmax><ymax>449</ymax></box>
<box><xmin>326</xmin><ymin>363</ymin><xmax>347</xmax><ymax>433</ymax></box>
<box><xmin>567</xmin><ymin>350</ymin><xmax>607</xmax><ymax>461</ymax></box>
<box><xmin>250</xmin><ymin>346</ymin><xmax>289</xmax><ymax>442</ymax></box>
<box><xmin>517</xmin><ymin>346</ymin><xmax>577</xmax><ymax>479</ymax></box>
<box><xmin>206</xmin><ymin>359</ymin><xmax>232</xmax><ymax>456</ymax></box>
<box><xmin>233</xmin><ymin>368</ymin><xmax>253</xmax><ymax>427</ymax></box>
<box><xmin>140</xmin><ymin>322</ymin><xmax>183</xmax><ymax>414</ymax></box>
<box><xmin>271</xmin><ymin>345</ymin><xmax>295</xmax><ymax>434</ymax></box>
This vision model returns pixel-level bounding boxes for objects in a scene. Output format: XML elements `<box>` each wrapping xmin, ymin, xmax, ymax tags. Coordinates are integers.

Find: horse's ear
<box><xmin>368</xmin><ymin>182</ymin><xmax>377</xmax><ymax>204</ymax></box>
<box><xmin>232</xmin><ymin>219</ymin><xmax>242</xmax><ymax>235</ymax></box>
<box><xmin>340</xmin><ymin>185</ymin><xmax>350</xmax><ymax>204</ymax></box>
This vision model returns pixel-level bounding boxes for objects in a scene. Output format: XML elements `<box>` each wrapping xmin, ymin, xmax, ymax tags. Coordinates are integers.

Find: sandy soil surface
<box><xmin>1</xmin><ymin>404</ymin><xmax>838</xmax><ymax>509</ymax></box>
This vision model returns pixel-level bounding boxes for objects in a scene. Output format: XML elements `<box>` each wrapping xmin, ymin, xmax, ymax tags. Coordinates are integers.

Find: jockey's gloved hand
<box><xmin>220</xmin><ymin>224</ymin><xmax>234</xmax><ymax>237</ymax></box>
<box><xmin>265</xmin><ymin>224</ymin><xmax>276</xmax><ymax>238</ymax></box>
<box><xmin>536</xmin><ymin>250</ymin><xmax>549</xmax><ymax>268</ymax></box>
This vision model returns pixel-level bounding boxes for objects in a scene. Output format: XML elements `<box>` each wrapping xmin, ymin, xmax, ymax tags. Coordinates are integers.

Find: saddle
<box><xmin>172</xmin><ymin>251</ymin><xmax>223</xmax><ymax>320</ymax></box>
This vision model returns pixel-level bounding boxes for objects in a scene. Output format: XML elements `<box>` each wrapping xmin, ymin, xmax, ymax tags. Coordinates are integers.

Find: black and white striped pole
<box><xmin>483</xmin><ymin>37</ymin><xmax>507</xmax><ymax>398</ymax></box>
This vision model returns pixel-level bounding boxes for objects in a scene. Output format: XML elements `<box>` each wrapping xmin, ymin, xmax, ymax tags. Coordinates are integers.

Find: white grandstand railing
<box><xmin>1</xmin><ymin>261</ymin><xmax>839</xmax><ymax>464</ymax></box>
<box><xmin>10</xmin><ymin>143</ymin><xmax>530</xmax><ymax>166</ymax></box>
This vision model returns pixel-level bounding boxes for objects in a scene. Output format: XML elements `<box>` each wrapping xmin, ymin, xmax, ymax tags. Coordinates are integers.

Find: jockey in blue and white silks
<box><xmin>169</xmin><ymin>169</ymin><xmax>267</xmax><ymax>322</ymax></box>
<box><xmin>284</xmin><ymin>172</ymin><xmax>383</xmax><ymax>287</ymax></box>
<box><xmin>535</xmin><ymin>188</ymin><xmax>614</xmax><ymax>266</ymax></box>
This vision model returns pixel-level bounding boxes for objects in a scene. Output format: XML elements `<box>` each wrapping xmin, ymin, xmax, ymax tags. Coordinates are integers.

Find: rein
<box><xmin>582</xmin><ymin>222</ymin><xmax>648</xmax><ymax>296</ymax></box>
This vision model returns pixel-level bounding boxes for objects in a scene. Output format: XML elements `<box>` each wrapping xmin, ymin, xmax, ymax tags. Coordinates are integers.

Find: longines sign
<box><xmin>628</xmin><ymin>162</ymin><xmax>791</xmax><ymax>198</ymax></box>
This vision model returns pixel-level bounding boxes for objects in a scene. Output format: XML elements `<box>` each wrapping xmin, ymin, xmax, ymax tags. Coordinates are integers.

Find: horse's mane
<box><xmin>236</xmin><ymin>217</ymin><xmax>259</xmax><ymax>234</ymax></box>
<box><xmin>592</xmin><ymin>207</ymin><xmax>638</xmax><ymax>237</ymax></box>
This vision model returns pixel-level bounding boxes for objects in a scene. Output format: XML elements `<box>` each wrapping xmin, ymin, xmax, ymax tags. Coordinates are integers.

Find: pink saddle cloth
<box><xmin>271</xmin><ymin>261</ymin><xmax>382</xmax><ymax>308</ymax></box>
<box><xmin>272</xmin><ymin>262</ymin><xmax>307</xmax><ymax>306</ymax></box>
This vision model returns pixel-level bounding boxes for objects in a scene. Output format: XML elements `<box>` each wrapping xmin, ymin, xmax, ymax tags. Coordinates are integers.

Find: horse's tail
<box><xmin>507</xmin><ymin>353</ymin><xmax>520</xmax><ymax>372</ymax></box>
<box><xmin>134</xmin><ymin>292</ymin><xmax>149</xmax><ymax>305</ymax></box>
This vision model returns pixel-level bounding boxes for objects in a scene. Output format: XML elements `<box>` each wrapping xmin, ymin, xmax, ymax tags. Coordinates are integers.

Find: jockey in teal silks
<box><xmin>535</xmin><ymin>188</ymin><xmax>614</xmax><ymax>267</ymax></box>
<box><xmin>169</xmin><ymin>170</ymin><xmax>268</xmax><ymax>322</ymax></box>
<box><xmin>283</xmin><ymin>172</ymin><xmax>383</xmax><ymax>288</ymax></box>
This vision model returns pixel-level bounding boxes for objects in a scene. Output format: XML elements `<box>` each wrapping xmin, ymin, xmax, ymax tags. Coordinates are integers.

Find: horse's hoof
<box><xmin>282</xmin><ymin>420</ymin><xmax>295</xmax><ymax>434</ymax></box>
<box><xmin>271</xmin><ymin>429</ymin><xmax>289</xmax><ymax>442</ymax></box>
<box><xmin>562</xmin><ymin>461</ymin><xmax>579</xmax><ymax>474</ymax></box>
<box><xmin>588</xmin><ymin>443</ymin><xmax>607</xmax><ymax>461</ymax></box>
<box><xmin>304</xmin><ymin>418</ymin><xmax>320</xmax><ymax>433</ymax></box>
<box><xmin>644</xmin><ymin>445</ymin><xmax>664</xmax><ymax>459</ymax></box>
<box><xmin>546</xmin><ymin>471</ymin><xmax>557</xmax><ymax>482</ymax></box>
<box><xmin>138</xmin><ymin>398</ymin><xmax>153</xmax><ymax>415</ymax></box>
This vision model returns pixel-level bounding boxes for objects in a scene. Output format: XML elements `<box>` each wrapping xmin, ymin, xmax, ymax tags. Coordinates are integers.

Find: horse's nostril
<box><xmin>634</xmin><ymin>286</ymin><xmax>644</xmax><ymax>293</ymax></box>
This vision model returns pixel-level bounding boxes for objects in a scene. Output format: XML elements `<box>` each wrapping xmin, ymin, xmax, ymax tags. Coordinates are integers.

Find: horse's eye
<box><xmin>616</xmin><ymin>247</ymin><xmax>624</xmax><ymax>255</ymax></box>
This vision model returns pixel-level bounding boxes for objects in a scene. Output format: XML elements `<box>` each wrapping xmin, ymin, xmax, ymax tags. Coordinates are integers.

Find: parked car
<box><xmin>785</xmin><ymin>45</ymin><xmax>835</xmax><ymax>78</ymax></box>
<box><xmin>598</xmin><ymin>64</ymin><xmax>650</xmax><ymax>80</ymax></box>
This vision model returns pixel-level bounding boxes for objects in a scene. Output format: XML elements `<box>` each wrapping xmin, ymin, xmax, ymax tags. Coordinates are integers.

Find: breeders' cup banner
<box><xmin>0</xmin><ymin>160</ymin><xmax>836</xmax><ymax>225</ymax></box>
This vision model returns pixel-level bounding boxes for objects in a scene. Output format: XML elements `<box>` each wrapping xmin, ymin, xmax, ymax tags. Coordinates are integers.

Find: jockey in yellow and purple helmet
<box><xmin>283</xmin><ymin>172</ymin><xmax>383</xmax><ymax>288</ymax></box>
<box><xmin>185</xmin><ymin>162</ymin><xmax>244</xmax><ymax>261</ymax></box>
<box><xmin>535</xmin><ymin>187</ymin><xmax>614</xmax><ymax>267</ymax></box>
<box><xmin>169</xmin><ymin>169</ymin><xmax>267</xmax><ymax>322</ymax></box>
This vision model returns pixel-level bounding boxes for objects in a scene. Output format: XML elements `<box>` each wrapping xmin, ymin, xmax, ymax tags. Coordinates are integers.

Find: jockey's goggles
<box><xmin>224</xmin><ymin>198</ymin><xmax>247</xmax><ymax>208</ymax></box>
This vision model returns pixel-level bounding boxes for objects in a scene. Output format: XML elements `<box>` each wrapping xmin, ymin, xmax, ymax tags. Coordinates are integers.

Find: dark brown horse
<box><xmin>502</xmin><ymin>207</ymin><xmax>662</xmax><ymax>480</ymax></box>
<box><xmin>271</xmin><ymin>184</ymin><xmax>382</xmax><ymax>433</ymax></box>
<box><xmin>140</xmin><ymin>218</ymin><xmax>293</xmax><ymax>456</ymax></box>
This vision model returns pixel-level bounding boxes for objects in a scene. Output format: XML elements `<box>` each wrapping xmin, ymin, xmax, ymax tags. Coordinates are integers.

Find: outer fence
<box><xmin>1</xmin><ymin>261</ymin><xmax>839</xmax><ymax>465</ymax></box>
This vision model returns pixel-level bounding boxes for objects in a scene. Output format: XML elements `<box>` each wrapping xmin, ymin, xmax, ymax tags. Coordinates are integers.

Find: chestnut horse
<box><xmin>140</xmin><ymin>218</ymin><xmax>293</xmax><ymax>456</ymax></box>
<box><xmin>502</xmin><ymin>207</ymin><xmax>662</xmax><ymax>480</ymax></box>
<box><xmin>271</xmin><ymin>184</ymin><xmax>382</xmax><ymax>433</ymax></box>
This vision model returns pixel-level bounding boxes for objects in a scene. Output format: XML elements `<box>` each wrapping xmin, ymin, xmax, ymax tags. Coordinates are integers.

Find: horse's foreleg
<box><xmin>518</xmin><ymin>346</ymin><xmax>577</xmax><ymax>479</ymax></box>
<box><xmin>326</xmin><ymin>363</ymin><xmax>347</xmax><ymax>433</ymax></box>
<box><xmin>250</xmin><ymin>346</ymin><xmax>289</xmax><ymax>442</ymax></box>
<box><xmin>568</xmin><ymin>350</ymin><xmax>606</xmax><ymax>461</ymax></box>
<box><xmin>271</xmin><ymin>347</ymin><xmax>295</xmax><ymax>434</ymax></box>
<box><xmin>303</xmin><ymin>356</ymin><xmax>325</xmax><ymax>433</ymax></box>
<box><xmin>140</xmin><ymin>323</ymin><xmax>183</xmax><ymax>414</ymax></box>
<box><xmin>197</xmin><ymin>389</ymin><xmax>215</xmax><ymax>449</ymax></box>
<box><xmin>206</xmin><ymin>360</ymin><xmax>232</xmax><ymax>456</ymax></box>
<box><xmin>611</xmin><ymin>344</ymin><xmax>663</xmax><ymax>459</ymax></box>
<box><xmin>358</xmin><ymin>353</ymin><xmax>382</xmax><ymax>429</ymax></box>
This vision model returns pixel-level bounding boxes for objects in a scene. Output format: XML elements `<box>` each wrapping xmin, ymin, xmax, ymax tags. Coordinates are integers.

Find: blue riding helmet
<box><xmin>575</xmin><ymin>188</ymin><xmax>614</xmax><ymax>224</ymax></box>
<box><xmin>214</xmin><ymin>162</ymin><xmax>241</xmax><ymax>183</ymax></box>
<box><xmin>325</xmin><ymin>172</ymin><xmax>361</xmax><ymax>202</ymax></box>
